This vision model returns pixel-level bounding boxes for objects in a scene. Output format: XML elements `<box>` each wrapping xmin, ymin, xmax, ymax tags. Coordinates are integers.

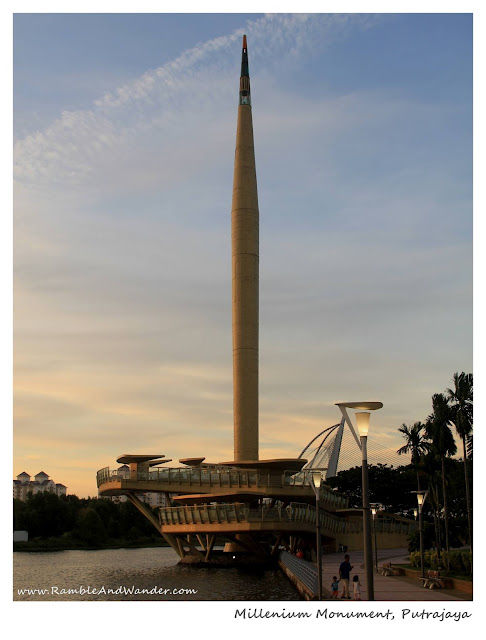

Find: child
<box><xmin>352</xmin><ymin>575</ymin><xmax>361</xmax><ymax>600</ymax></box>
<box><xmin>331</xmin><ymin>576</ymin><xmax>340</xmax><ymax>599</ymax></box>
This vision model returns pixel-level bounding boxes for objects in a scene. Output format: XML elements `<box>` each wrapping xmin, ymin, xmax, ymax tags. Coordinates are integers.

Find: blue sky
<box><xmin>14</xmin><ymin>14</ymin><xmax>472</xmax><ymax>137</ymax></box>
<box><xmin>13</xmin><ymin>12</ymin><xmax>472</xmax><ymax>497</ymax></box>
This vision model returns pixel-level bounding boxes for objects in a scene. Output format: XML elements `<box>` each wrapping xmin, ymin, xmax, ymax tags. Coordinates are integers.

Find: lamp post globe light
<box><xmin>312</xmin><ymin>471</ymin><xmax>323</xmax><ymax>600</ymax></box>
<box><xmin>336</xmin><ymin>401</ymin><xmax>383</xmax><ymax>601</ymax></box>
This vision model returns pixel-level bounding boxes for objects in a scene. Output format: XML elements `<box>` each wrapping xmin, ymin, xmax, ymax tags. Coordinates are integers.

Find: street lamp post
<box><xmin>312</xmin><ymin>471</ymin><xmax>323</xmax><ymax>600</ymax></box>
<box><xmin>416</xmin><ymin>491</ymin><xmax>427</xmax><ymax>579</ymax></box>
<box><xmin>356</xmin><ymin>411</ymin><xmax>374</xmax><ymax>601</ymax></box>
<box><xmin>336</xmin><ymin>401</ymin><xmax>383</xmax><ymax>602</ymax></box>
<box><xmin>371</xmin><ymin>504</ymin><xmax>379</xmax><ymax>573</ymax></box>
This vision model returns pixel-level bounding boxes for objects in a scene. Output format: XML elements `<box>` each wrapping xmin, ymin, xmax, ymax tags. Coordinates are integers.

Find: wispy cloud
<box><xmin>14</xmin><ymin>14</ymin><xmax>382</xmax><ymax>187</ymax></box>
<box><xmin>14</xmin><ymin>14</ymin><xmax>471</xmax><ymax>497</ymax></box>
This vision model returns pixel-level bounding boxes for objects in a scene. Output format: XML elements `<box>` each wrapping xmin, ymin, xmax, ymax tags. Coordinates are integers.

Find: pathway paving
<box><xmin>316</xmin><ymin>548</ymin><xmax>471</xmax><ymax>601</ymax></box>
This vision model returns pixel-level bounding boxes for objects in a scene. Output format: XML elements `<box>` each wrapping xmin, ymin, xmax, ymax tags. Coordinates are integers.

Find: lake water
<box><xmin>13</xmin><ymin>547</ymin><xmax>301</xmax><ymax>601</ymax></box>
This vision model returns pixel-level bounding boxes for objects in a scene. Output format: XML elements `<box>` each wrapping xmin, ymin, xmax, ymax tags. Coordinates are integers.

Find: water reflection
<box><xmin>14</xmin><ymin>547</ymin><xmax>301</xmax><ymax>601</ymax></box>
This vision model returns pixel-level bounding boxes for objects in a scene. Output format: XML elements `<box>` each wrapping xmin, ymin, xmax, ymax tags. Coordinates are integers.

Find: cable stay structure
<box><xmin>298</xmin><ymin>418</ymin><xmax>410</xmax><ymax>479</ymax></box>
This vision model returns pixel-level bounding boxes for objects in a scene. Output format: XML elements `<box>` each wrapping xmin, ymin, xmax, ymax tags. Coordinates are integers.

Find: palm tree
<box><xmin>421</xmin><ymin>449</ymin><xmax>443</xmax><ymax>559</ymax></box>
<box><xmin>426</xmin><ymin>394</ymin><xmax>457</xmax><ymax>558</ymax></box>
<box><xmin>446</xmin><ymin>372</ymin><xmax>473</xmax><ymax>550</ymax></box>
<box><xmin>397</xmin><ymin>422</ymin><xmax>429</xmax><ymax>492</ymax></box>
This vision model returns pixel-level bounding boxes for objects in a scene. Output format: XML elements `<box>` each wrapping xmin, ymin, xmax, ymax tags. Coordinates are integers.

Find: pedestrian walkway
<box><xmin>318</xmin><ymin>548</ymin><xmax>470</xmax><ymax>601</ymax></box>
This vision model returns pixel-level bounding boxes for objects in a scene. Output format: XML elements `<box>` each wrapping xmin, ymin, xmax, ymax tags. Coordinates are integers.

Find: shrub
<box><xmin>461</xmin><ymin>551</ymin><xmax>472</xmax><ymax>573</ymax></box>
<box><xmin>447</xmin><ymin>551</ymin><xmax>464</xmax><ymax>573</ymax></box>
<box><xmin>409</xmin><ymin>551</ymin><xmax>421</xmax><ymax>568</ymax></box>
<box><xmin>424</xmin><ymin>550</ymin><xmax>439</xmax><ymax>569</ymax></box>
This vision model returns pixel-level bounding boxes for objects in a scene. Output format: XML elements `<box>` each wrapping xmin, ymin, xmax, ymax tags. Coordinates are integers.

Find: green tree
<box><xmin>421</xmin><ymin>451</ymin><xmax>443</xmax><ymax>559</ymax></box>
<box><xmin>407</xmin><ymin>521</ymin><xmax>435</xmax><ymax>553</ymax></box>
<box><xmin>397</xmin><ymin>421</ymin><xmax>429</xmax><ymax>492</ymax></box>
<box><xmin>327</xmin><ymin>466</ymin><xmax>362</xmax><ymax>507</ymax></box>
<box><xmin>16</xmin><ymin>492</ymin><xmax>71</xmax><ymax>538</ymax></box>
<box><xmin>118</xmin><ymin>499</ymin><xmax>158</xmax><ymax>537</ymax></box>
<box><xmin>446</xmin><ymin>371</ymin><xmax>473</xmax><ymax>550</ymax></box>
<box><xmin>442</xmin><ymin>457</ymin><xmax>469</xmax><ymax>547</ymax></box>
<box><xmin>328</xmin><ymin>464</ymin><xmax>417</xmax><ymax>514</ymax></box>
<box><xmin>426</xmin><ymin>393</ymin><xmax>457</xmax><ymax>557</ymax></box>
<box><xmin>13</xmin><ymin>492</ymin><xmax>167</xmax><ymax>549</ymax></box>
<box><xmin>74</xmin><ymin>507</ymin><xmax>107</xmax><ymax>546</ymax></box>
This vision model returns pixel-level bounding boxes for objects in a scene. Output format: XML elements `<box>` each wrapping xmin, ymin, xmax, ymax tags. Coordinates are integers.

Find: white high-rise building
<box><xmin>13</xmin><ymin>471</ymin><xmax>67</xmax><ymax>501</ymax></box>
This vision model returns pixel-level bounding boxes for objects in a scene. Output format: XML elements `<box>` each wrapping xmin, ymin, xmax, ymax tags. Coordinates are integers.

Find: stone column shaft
<box><xmin>231</xmin><ymin>37</ymin><xmax>259</xmax><ymax>461</ymax></box>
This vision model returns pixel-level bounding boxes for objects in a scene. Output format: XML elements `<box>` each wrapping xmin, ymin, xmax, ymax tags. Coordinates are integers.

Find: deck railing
<box><xmin>157</xmin><ymin>501</ymin><xmax>418</xmax><ymax>536</ymax></box>
<box><xmin>158</xmin><ymin>501</ymin><xmax>347</xmax><ymax>534</ymax></box>
<box><xmin>96</xmin><ymin>466</ymin><xmax>349</xmax><ymax>509</ymax></box>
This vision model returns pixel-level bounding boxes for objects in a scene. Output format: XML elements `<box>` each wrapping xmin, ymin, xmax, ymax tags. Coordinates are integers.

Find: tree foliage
<box><xmin>393</xmin><ymin>372</ymin><xmax>473</xmax><ymax>552</ymax></box>
<box><xmin>327</xmin><ymin>459</ymin><xmax>470</xmax><ymax>548</ymax></box>
<box><xmin>13</xmin><ymin>493</ymin><xmax>161</xmax><ymax>548</ymax></box>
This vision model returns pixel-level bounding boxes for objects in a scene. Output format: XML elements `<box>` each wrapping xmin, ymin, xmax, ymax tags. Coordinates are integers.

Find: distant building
<box><xmin>13</xmin><ymin>471</ymin><xmax>67</xmax><ymax>501</ymax></box>
<box><xmin>103</xmin><ymin>465</ymin><xmax>170</xmax><ymax>508</ymax></box>
<box><xmin>108</xmin><ymin>492</ymin><xmax>171</xmax><ymax>508</ymax></box>
<box><xmin>117</xmin><ymin>464</ymin><xmax>130</xmax><ymax>479</ymax></box>
<box><xmin>139</xmin><ymin>492</ymin><xmax>170</xmax><ymax>508</ymax></box>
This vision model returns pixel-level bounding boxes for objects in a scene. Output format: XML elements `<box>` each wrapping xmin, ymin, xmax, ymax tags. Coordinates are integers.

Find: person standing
<box><xmin>339</xmin><ymin>554</ymin><xmax>353</xmax><ymax>599</ymax></box>
<box><xmin>331</xmin><ymin>576</ymin><xmax>340</xmax><ymax>599</ymax></box>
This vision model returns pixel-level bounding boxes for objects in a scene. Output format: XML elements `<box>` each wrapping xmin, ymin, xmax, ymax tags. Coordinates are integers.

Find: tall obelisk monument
<box><xmin>232</xmin><ymin>35</ymin><xmax>259</xmax><ymax>461</ymax></box>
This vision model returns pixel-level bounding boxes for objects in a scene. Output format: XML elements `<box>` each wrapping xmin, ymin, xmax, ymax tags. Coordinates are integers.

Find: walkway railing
<box><xmin>96</xmin><ymin>466</ymin><xmax>349</xmax><ymax>509</ymax></box>
<box><xmin>157</xmin><ymin>501</ymin><xmax>418</xmax><ymax>536</ymax></box>
<box><xmin>158</xmin><ymin>501</ymin><xmax>346</xmax><ymax>533</ymax></box>
<box><xmin>279</xmin><ymin>551</ymin><xmax>318</xmax><ymax>596</ymax></box>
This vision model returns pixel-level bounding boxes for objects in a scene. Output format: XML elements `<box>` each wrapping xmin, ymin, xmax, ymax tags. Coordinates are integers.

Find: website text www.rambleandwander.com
<box><xmin>234</xmin><ymin>608</ymin><xmax>472</xmax><ymax>622</ymax></box>
<box><xmin>17</xmin><ymin>586</ymin><xmax>198</xmax><ymax>597</ymax></box>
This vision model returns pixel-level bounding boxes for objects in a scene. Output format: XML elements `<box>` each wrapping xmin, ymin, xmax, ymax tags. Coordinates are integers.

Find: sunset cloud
<box><xmin>14</xmin><ymin>14</ymin><xmax>472</xmax><ymax>496</ymax></box>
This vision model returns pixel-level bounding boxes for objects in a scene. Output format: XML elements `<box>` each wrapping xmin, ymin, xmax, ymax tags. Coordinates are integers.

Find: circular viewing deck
<box><xmin>96</xmin><ymin>465</ymin><xmax>350</xmax><ymax>510</ymax></box>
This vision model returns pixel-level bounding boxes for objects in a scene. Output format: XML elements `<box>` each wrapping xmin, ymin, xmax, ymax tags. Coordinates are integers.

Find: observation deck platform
<box><xmin>96</xmin><ymin>465</ymin><xmax>349</xmax><ymax>510</ymax></box>
<box><xmin>96</xmin><ymin>458</ymin><xmax>416</xmax><ymax>563</ymax></box>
